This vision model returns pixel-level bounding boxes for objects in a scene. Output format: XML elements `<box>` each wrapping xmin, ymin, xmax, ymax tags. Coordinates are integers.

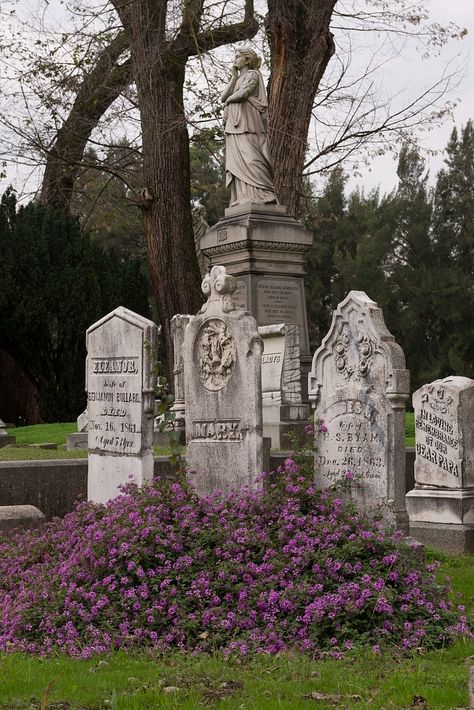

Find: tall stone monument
<box><xmin>200</xmin><ymin>48</ymin><xmax>313</xmax><ymax>398</ymax></box>
<box><xmin>86</xmin><ymin>307</ymin><xmax>158</xmax><ymax>503</ymax></box>
<box><xmin>183</xmin><ymin>265</ymin><xmax>264</xmax><ymax>497</ymax></box>
<box><xmin>406</xmin><ymin>376</ymin><xmax>474</xmax><ymax>553</ymax></box>
<box><xmin>308</xmin><ymin>291</ymin><xmax>410</xmax><ymax>529</ymax></box>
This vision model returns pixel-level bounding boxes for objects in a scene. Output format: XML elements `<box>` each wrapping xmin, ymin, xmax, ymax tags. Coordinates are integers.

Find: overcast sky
<box><xmin>347</xmin><ymin>0</ymin><xmax>474</xmax><ymax>194</ymax></box>
<box><xmin>1</xmin><ymin>0</ymin><xmax>473</xmax><ymax>198</ymax></box>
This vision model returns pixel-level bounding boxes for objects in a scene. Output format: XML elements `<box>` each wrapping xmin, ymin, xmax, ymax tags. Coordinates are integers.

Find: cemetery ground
<box><xmin>0</xmin><ymin>412</ymin><xmax>469</xmax><ymax>710</ymax></box>
<box><xmin>0</xmin><ymin>549</ymin><xmax>472</xmax><ymax>709</ymax></box>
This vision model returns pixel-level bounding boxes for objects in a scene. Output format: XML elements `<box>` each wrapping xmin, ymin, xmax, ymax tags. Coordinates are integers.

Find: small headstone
<box><xmin>86</xmin><ymin>307</ymin><xmax>158</xmax><ymax>503</ymax></box>
<box><xmin>183</xmin><ymin>265</ymin><xmax>264</xmax><ymax>496</ymax></box>
<box><xmin>0</xmin><ymin>418</ymin><xmax>16</xmax><ymax>448</ymax></box>
<box><xmin>259</xmin><ymin>323</ymin><xmax>309</xmax><ymax>448</ymax></box>
<box><xmin>66</xmin><ymin>409</ymin><xmax>89</xmax><ymax>451</ymax></box>
<box><xmin>406</xmin><ymin>376</ymin><xmax>474</xmax><ymax>553</ymax></box>
<box><xmin>0</xmin><ymin>505</ymin><xmax>45</xmax><ymax>534</ymax></box>
<box><xmin>77</xmin><ymin>409</ymin><xmax>88</xmax><ymax>432</ymax></box>
<box><xmin>308</xmin><ymin>291</ymin><xmax>410</xmax><ymax>529</ymax></box>
<box><xmin>153</xmin><ymin>314</ymin><xmax>192</xmax><ymax>445</ymax></box>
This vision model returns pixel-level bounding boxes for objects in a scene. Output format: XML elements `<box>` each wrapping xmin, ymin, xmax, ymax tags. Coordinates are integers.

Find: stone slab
<box><xmin>405</xmin><ymin>487</ymin><xmax>474</xmax><ymax>525</ymax></box>
<box><xmin>88</xmin><ymin>452</ymin><xmax>154</xmax><ymax>503</ymax></box>
<box><xmin>408</xmin><ymin>522</ymin><xmax>474</xmax><ymax>555</ymax></box>
<box><xmin>0</xmin><ymin>435</ymin><xmax>16</xmax><ymax>448</ymax></box>
<box><xmin>0</xmin><ymin>505</ymin><xmax>45</xmax><ymax>534</ymax></box>
<box><xmin>29</xmin><ymin>442</ymin><xmax>58</xmax><ymax>450</ymax></box>
<box><xmin>66</xmin><ymin>432</ymin><xmax>88</xmax><ymax>451</ymax></box>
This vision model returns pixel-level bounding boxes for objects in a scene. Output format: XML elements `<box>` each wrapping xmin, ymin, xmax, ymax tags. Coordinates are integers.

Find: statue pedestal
<box><xmin>201</xmin><ymin>204</ymin><xmax>313</xmax><ymax>400</ymax></box>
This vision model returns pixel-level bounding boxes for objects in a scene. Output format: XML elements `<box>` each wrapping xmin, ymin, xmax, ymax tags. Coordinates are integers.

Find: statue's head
<box><xmin>235</xmin><ymin>48</ymin><xmax>261</xmax><ymax>70</ymax></box>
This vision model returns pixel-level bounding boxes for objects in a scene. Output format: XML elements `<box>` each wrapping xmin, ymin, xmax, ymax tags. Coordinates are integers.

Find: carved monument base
<box><xmin>200</xmin><ymin>204</ymin><xmax>313</xmax><ymax>399</ymax></box>
<box><xmin>406</xmin><ymin>487</ymin><xmax>474</xmax><ymax>554</ymax></box>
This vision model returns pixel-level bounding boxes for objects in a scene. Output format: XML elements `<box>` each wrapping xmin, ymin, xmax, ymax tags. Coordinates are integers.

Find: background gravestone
<box><xmin>259</xmin><ymin>323</ymin><xmax>310</xmax><ymax>448</ymax></box>
<box><xmin>406</xmin><ymin>376</ymin><xmax>474</xmax><ymax>553</ymax></box>
<box><xmin>0</xmin><ymin>419</ymin><xmax>15</xmax><ymax>448</ymax></box>
<box><xmin>86</xmin><ymin>307</ymin><xmax>157</xmax><ymax>503</ymax></box>
<box><xmin>308</xmin><ymin>291</ymin><xmax>410</xmax><ymax>529</ymax></box>
<box><xmin>183</xmin><ymin>265</ymin><xmax>264</xmax><ymax>497</ymax></box>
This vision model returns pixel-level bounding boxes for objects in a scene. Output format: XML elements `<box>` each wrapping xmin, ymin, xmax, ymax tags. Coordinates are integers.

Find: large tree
<box><xmin>0</xmin><ymin>0</ymin><xmax>465</xmax><ymax>370</ymax></box>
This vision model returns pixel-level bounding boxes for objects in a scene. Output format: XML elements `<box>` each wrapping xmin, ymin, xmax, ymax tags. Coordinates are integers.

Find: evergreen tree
<box><xmin>429</xmin><ymin>122</ymin><xmax>474</xmax><ymax>379</ymax></box>
<box><xmin>302</xmin><ymin>169</ymin><xmax>346</xmax><ymax>350</ymax></box>
<box><xmin>190</xmin><ymin>128</ymin><xmax>227</xmax><ymax>226</ymax></box>
<box><xmin>0</xmin><ymin>196</ymin><xmax>151</xmax><ymax>421</ymax></box>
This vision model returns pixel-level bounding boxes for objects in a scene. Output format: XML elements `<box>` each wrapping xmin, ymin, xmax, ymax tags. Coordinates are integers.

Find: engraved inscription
<box><xmin>415</xmin><ymin>385</ymin><xmax>460</xmax><ymax>481</ymax></box>
<box><xmin>262</xmin><ymin>354</ymin><xmax>281</xmax><ymax>364</ymax></box>
<box><xmin>192</xmin><ymin>419</ymin><xmax>242</xmax><ymax>441</ymax></box>
<box><xmin>195</xmin><ymin>318</ymin><xmax>236</xmax><ymax>391</ymax></box>
<box><xmin>91</xmin><ymin>357</ymin><xmax>139</xmax><ymax>374</ymax></box>
<box><xmin>88</xmin><ymin>356</ymin><xmax>144</xmax><ymax>454</ymax></box>
<box><xmin>318</xmin><ymin>400</ymin><xmax>386</xmax><ymax>485</ymax></box>
<box><xmin>257</xmin><ymin>280</ymin><xmax>300</xmax><ymax>324</ymax></box>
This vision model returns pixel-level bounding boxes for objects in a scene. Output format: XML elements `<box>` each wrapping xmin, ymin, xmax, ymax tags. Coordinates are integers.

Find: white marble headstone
<box><xmin>308</xmin><ymin>291</ymin><xmax>410</xmax><ymax>528</ymax></box>
<box><xmin>406</xmin><ymin>376</ymin><xmax>474</xmax><ymax>551</ymax></box>
<box><xmin>183</xmin><ymin>266</ymin><xmax>264</xmax><ymax>496</ymax></box>
<box><xmin>412</xmin><ymin>376</ymin><xmax>474</xmax><ymax>488</ymax></box>
<box><xmin>86</xmin><ymin>307</ymin><xmax>157</xmax><ymax>503</ymax></box>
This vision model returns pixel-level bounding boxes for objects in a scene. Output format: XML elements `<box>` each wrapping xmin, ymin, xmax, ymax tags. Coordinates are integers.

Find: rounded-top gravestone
<box><xmin>309</xmin><ymin>291</ymin><xmax>410</xmax><ymax>529</ymax></box>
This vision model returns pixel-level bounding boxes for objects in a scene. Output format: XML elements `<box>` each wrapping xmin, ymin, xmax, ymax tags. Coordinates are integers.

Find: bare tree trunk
<box><xmin>137</xmin><ymin>60</ymin><xmax>204</xmax><ymax>368</ymax></box>
<box><xmin>266</xmin><ymin>0</ymin><xmax>337</xmax><ymax>216</ymax></box>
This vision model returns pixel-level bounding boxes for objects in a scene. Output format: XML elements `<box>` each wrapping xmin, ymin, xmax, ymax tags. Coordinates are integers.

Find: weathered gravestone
<box><xmin>66</xmin><ymin>409</ymin><xmax>88</xmax><ymax>451</ymax></box>
<box><xmin>259</xmin><ymin>323</ymin><xmax>310</xmax><ymax>448</ymax></box>
<box><xmin>86</xmin><ymin>307</ymin><xmax>157</xmax><ymax>503</ymax></box>
<box><xmin>308</xmin><ymin>291</ymin><xmax>410</xmax><ymax>529</ymax></box>
<box><xmin>183</xmin><ymin>265</ymin><xmax>264</xmax><ymax>496</ymax></box>
<box><xmin>154</xmin><ymin>314</ymin><xmax>192</xmax><ymax>444</ymax></box>
<box><xmin>0</xmin><ymin>419</ymin><xmax>15</xmax><ymax>448</ymax></box>
<box><xmin>406</xmin><ymin>376</ymin><xmax>474</xmax><ymax>553</ymax></box>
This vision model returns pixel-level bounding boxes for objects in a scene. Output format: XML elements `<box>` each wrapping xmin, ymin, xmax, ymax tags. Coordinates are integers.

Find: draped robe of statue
<box><xmin>224</xmin><ymin>70</ymin><xmax>277</xmax><ymax>206</ymax></box>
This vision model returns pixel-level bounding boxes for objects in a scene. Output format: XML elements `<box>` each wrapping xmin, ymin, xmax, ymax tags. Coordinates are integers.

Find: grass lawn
<box><xmin>0</xmin><ymin>553</ymin><xmax>472</xmax><ymax>709</ymax></box>
<box><xmin>7</xmin><ymin>422</ymin><xmax>77</xmax><ymax>446</ymax></box>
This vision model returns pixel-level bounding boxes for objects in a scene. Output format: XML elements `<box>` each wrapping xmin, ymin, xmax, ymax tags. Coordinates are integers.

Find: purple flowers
<box><xmin>0</xmin><ymin>470</ymin><xmax>468</xmax><ymax>659</ymax></box>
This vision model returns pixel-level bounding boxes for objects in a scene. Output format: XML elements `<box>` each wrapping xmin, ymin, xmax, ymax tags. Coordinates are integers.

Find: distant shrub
<box><xmin>0</xmin><ymin>463</ymin><xmax>468</xmax><ymax>658</ymax></box>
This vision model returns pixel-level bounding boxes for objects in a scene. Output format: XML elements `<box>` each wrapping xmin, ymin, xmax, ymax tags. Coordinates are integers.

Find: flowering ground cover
<box><xmin>0</xmin><ymin>460</ymin><xmax>469</xmax><ymax>660</ymax></box>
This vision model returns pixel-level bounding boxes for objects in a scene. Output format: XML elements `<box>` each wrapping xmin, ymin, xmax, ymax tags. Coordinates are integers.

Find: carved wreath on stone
<box><xmin>333</xmin><ymin>325</ymin><xmax>374</xmax><ymax>381</ymax></box>
<box><xmin>195</xmin><ymin>318</ymin><xmax>236</xmax><ymax>391</ymax></box>
<box><xmin>421</xmin><ymin>385</ymin><xmax>454</xmax><ymax>416</ymax></box>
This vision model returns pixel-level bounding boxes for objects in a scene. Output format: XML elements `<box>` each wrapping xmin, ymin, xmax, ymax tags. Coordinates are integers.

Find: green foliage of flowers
<box><xmin>0</xmin><ymin>460</ymin><xmax>469</xmax><ymax>659</ymax></box>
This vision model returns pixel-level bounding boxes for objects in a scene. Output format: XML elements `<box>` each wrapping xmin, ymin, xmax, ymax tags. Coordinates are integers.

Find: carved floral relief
<box><xmin>195</xmin><ymin>318</ymin><xmax>236</xmax><ymax>391</ymax></box>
